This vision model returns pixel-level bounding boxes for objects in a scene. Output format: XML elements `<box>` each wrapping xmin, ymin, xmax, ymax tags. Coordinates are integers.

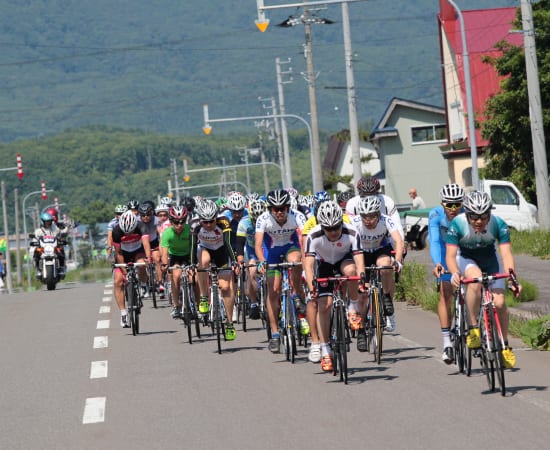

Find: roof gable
<box><xmin>372</xmin><ymin>97</ymin><xmax>444</xmax><ymax>135</ymax></box>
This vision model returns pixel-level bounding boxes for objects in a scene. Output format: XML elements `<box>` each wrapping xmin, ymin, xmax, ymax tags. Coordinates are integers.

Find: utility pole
<box><xmin>171</xmin><ymin>159</ymin><xmax>181</xmax><ymax>204</ymax></box>
<box><xmin>14</xmin><ymin>188</ymin><xmax>21</xmax><ymax>285</ymax></box>
<box><xmin>342</xmin><ymin>2</ymin><xmax>362</xmax><ymax>192</ymax></box>
<box><xmin>275</xmin><ymin>58</ymin><xmax>293</xmax><ymax>188</ymax></box>
<box><xmin>259</xmin><ymin>96</ymin><xmax>286</xmax><ymax>188</ymax></box>
<box><xmin>520</xmin><ymin>0</ymin><xmax>549</xmax><ymax>228</ymax></box>
<box><xmin>1</xmin><ymin>182</ymin><xmax>12</xmax><ymax>293</ymax></box>
<box><xmin>303</xmin><ymin>4</ymin><xmax>323</xmax><ymax>192</ymax></box>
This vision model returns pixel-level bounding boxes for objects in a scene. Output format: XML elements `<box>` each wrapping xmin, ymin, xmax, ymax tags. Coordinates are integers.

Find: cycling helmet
<box><xmin>138</xmin><ymin>201</ymin><xmax>154</xmax><ymax>215</ymax></box>
<box><xmin>247</xmin><ymin>192</ymin><xmax>260</xmax><ymax>203</ymax></box>
<box><xmin>316</xmin><ymin>201</ymin><xmax>343</xmax><ymax>227</ymax></box>
<box><xmin>155</xmin><ymin>203</ymin><xmax>169</xmax><ymax>214</ymax></box>
<box><xmin>196</xmin><ymin>199</ymin><xmax>218</xmax><ymax>220</ymax></box>
<box><xmin>169</xmin><ymin>205</ymin><xmax>188</xmax><ymax>222</ymax></box>
<box><xmin>287</xmin><ymin>187</ymin><xmax>299</xmax><ymax>199</ymax></box>
<box><xmin>215</xmin><ymin>197</ymin><xmax>228</xmax><ymax>211</ymax></box>
<box><xmin>439</xmin><ymin>183</ymin><xmax>465</xmax><ymax>203</ymax></box>
<box><xmin>297</xmin><ymin>194</ymin><xmax>308</xmax><ymax>208</ymax></box>
<box><xmin>463</xmin><ymin>191</ymin><xmax>492</xmax><ymax>215</ymax></box>
<box><xmin>289</xmin><ymin>196</ymin><xmax>298</xmax><ymax>211</ymax></box>
<box><xmin>127</xmin><ymin>199</ymin><xmax>139</xmax><ymax>210</ymax></box>
<box><xmin>305</xmin><ymin>194</ymin><xmax>316</xmax><ymax>209</ymax></box>
<box><xmin>45</xmin><ymin>207</ymin><xmax>59</xmax><ymax>223</ymax></box>
<box><xmin>115</xmin><ymin>204</ymin><xmax>127</xmax><ymax>214</ymax></box>
<box><xmin>337</xmin><ymin>191</ymin><xmax>354</xmax><ymax>206</ymax></box>
<box><xmin>266</xmin><ymin>189</ymin><xmax>291</xmax><ymax>207</ymax></box>
<box><xmin>180</xmin><ymin>196</ymin><xmax>196</xmax><ymax>213</ymax></box>
<box><xmin>248</xmin><ymin>199</ymin><xmax>266</xmax><ymax>221</ymax></box>
<box><xmin>40</xmin><ymin>212</ymin><xmax>53</xmax><ymax>226</ymax></box>
<box><xmin>227</xmin><ymin>192</ymin><xmax>247</xmax><ymax>211</ymax></box>
<box><xmin>359</xmin><ymin>195</ymin><xmax>382</xmax><ymax>215</ymax></box>
<box><xmin>314</xmin><ymin>191</ymin><xmax>330</xmax><ymax>203</ymax></box>
<box><xmin>160</xmin><ymin>196</ymin><xmax>173</xmax><ymax>206</ymax></box>
<box><xmin>118</xmin><ymin>210</ymin><xmax>138</xmax><ymax>233</ymax></box>
<box><xmin>357</xmin><ymin>176</ymin><xmax>380</xmax><ymax>196</ymax></box>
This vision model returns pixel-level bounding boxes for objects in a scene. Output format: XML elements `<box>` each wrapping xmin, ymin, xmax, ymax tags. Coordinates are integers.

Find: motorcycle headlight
<box><xmin>43</xmin><ymin>244</ymin><xmax>56</xmax><ymax>256</ymax></box>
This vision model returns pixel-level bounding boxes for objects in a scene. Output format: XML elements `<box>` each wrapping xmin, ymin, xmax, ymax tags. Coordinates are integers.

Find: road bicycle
<box><xmin>113</xmin><ymin>262</ymin><xmax>146</xmax><ymax>336</ymax></box>
<box><xmin>267</xmin><ymin>260</ymin><xmax>302</xmax><ymax>363</ymax></box>
<box><xmin>315</xmin><ymin>275</ymin><xmax>361</xmax><ymax>384</ymax></box>
<box><xmin>197</xmin><ymin>265</ymin><xmax>229</xmax><ymax>354</ymax></box>
<box><xmin>436</xmin><ymin>270</ymin><xmax>471</xmax><ymax>375</ymax></box>
<box><xmin>257</xmin><ymin>271</ymin><xmax>271</xmax><ymax>340</ymax></box>
<box><xmin>146</xmin><ymin>261</ymin><xmax>158</xmax><ymax>309</ymax></box>
<box><xmin>363</xmin><ymin>264</ymin><xmax>394</xmax><ymax>364</ymax></box>
<box><xmin>462</xmin><ymin>270</ymin><xmax>518</xmax><ymax>396</ymax></box>
<box><xmin>169</xmin><ymin>265</ymin><xmax>201</xmax><ymax>344</ymax></box>
<box><xmin>234</xmin><ymin>264</ymin><xmax>250</xmax><ymax>332</ymax></box>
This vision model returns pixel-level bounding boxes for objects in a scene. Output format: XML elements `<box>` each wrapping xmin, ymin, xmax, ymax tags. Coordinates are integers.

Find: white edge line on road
<box><xmin>99</xmin><ymin>305</ymin><xmax>111</xmax><ymax>314</ymax></box>
<box><xmin>82</xmin><ymin>397</ymin><xmax>106</xmax><ymax>424</ymax></box>
<box><xmin>96</xmin><ymin>319</ymin><xmax>110</xmax><ymax>329</ymax></box>
<box><xmin>93</xmin><ymin>336</ymin><xmax>108</xmax><ymax>349</ymax></box>
<box><xmin>90</xmin><ymin>361</ymin><xmax>108</xmax><ymax>379</ymax></box>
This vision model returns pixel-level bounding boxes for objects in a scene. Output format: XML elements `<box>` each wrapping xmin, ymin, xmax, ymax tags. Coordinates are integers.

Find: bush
<box><xmin>516</xmin><ymin>314</ymin><xmax>550</xmax><ymax>350</ymax></box>
<box><xmin>395</xmin><ymin>262</ymin><xmax>439</xmax><ymax>312</ymax></box>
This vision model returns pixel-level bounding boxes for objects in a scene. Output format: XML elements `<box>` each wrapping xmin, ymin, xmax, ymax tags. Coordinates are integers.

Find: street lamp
<box><xmin>446</xmin><ymin>0</ymin><xmax>479</xmax><ymax>190</ymax></box>
<box><xmin>202</xmin><ymin>104</ymin><xmax>316</xmax><ymax>191</ymax></box>
<box><xmin>23</xmin><ymin>188</ymin><xmax>53</xmax><ymax>290</ymax></box>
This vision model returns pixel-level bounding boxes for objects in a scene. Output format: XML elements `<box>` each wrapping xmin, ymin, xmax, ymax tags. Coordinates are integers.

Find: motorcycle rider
<box><xmin>32</xmin><ymin>211</ymin><xmax>66</xmax><ymax>278</ymax></box>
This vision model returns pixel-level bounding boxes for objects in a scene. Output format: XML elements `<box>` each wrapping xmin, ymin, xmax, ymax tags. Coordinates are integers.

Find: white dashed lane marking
<box><xmin>99</xmin><ymin>305</ymin><xmax>111</xmax><ymax>314</ymax></box>
<box><xmin>93</xmin><ymin>336</ymin><xmax>108</xmax><ymax>349</ymax></box>
<box><xmin>90</xmin><ymin>361</ymin><xmax>108</xmax><ymax>379</ymax></box>
<box><xmin>96</xmin><ymin>319</ymin><xmax>110</xmax><ymax>329</ymax></box>
<box><xmin>82</xmin><ymin>397</ymin><xmax>106</xmax><ymax>424</ymax></box>
<box><xmin>102</xmin><ymin>296</ymin><xmax>111</xmax><ymax>302</ymax></box>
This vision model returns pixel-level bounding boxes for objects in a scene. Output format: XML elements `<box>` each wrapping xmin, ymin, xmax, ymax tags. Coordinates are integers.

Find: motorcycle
<box><xmin>30</xmin><ymin>234</ymin><xmax>66</xmax><ymax>290</ymax></box>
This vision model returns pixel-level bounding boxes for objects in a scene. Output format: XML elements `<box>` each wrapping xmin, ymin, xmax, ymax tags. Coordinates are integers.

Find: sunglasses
<box><xmin>323</xmin><ymin>225</ymin><xmax>341</xmax><ymax>232</ymax></box>
<box><xmin>467</xmin><ymin>212</ymin><xmax>490</xmax><ymax>221</ymax></box>
<box><xmin>140</xmin><ymin>213</ymin><xmax>153</xmax><ymax>217</ymax></box>
<box><xmin>360</xmin><ymin>213</ymin><xmax>379</xmax><ymax>221</ymax></box>
<box><xmin>201</xmin><ymin>219</ymin><xmax>215</xmax><ymax>224</ymax></box>
<box><xmin>171</xmin><ymin>219</ymin><xmax>185</xmax><ymax>225</ymax></box>
<box><xmin>271</xmin><ymin>206</ymin><xmax>287</xmax><ymax>213</ymax></box>
<box><xmin>443</xmin><ymin>202</ymin><xmax>462</xmax><ymax>210</ymax></box>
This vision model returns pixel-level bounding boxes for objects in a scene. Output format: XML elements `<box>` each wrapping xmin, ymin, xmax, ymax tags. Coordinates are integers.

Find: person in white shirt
<box><xmin>409</xmin><ymin>187</ymin><xmax>426</xmax><ymax>209</ymax></box>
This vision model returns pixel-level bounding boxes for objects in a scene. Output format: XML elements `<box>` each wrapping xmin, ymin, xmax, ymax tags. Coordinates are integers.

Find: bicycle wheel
<box><xmin>479</xmin><ymin>315</ymin><xmax>494</xmax><ymax>391</ymax></box>
<box><xmin>149</xmin><ymin>264</ymin><xmax>158</xmax><ymax>309</ymax></box>
<box><xmin>187</xmin><ymin>281</ymin><xmax>201</xmax><ymax>339</ymax></box>
<box><xmin>124</xmin><ymin>283</ymin><xmax>135</xmax><ymax>334</ymax></box>
<box><xmin>373</xmin><ymin>288</ymin><xmax>383</xmax><ymax>364</ymax></box>
<box><xmin>212</xmin><ymin>288</ymin><xmax>223</xmax><ymax>354</ymax></box>
<box><xmin>337</xmin><ymin>304</ymin><xmax>348</xmax><ymax>383</ymax></box>
<box><xmin>488</xmin><ymin>304</ymin><xmax>506</xmax><ymax>396</ymax></box>
<box><xmin>286</xmin><ymin>295</ymin><xmax>297</xmax><ymax>363</ymax></box>
<box><xmin>182</xmin><ymin>284</ymin><xmax>193</xmax><ymax>344</ymax></box>
<box><xmin>131</xmin><ymin>283</ymin><xmax>140</xmax><ymax>335</ymax></box>
<box><xmin>459</xmin><ymin>305</ymin><xmax>471</xmax><ymax>376</ymax></box>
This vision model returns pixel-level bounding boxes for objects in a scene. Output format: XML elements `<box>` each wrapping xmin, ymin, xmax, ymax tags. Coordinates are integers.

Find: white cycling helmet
<box><xmin>227</xmin><ymin>192</ymin><xmax>247</xmax><ymax>211</ymax></box>
<box><xmin>463</xmin><ymin>191</ymin><xmax>492</xmax><ymax>215</ymax></box>
<box><xmin>248</xmin><ymin>199</ymin><xmax>266</xmax><ymax>221</ymax></box>
<box><xmin>155</xmin><ymin>203</ymin><xmax>170</xmax><ymax>214</ymax></box>
<box><xmin>359</xmin><ymin>195</ymin><xmax>382</xmax><ymax>215</ymax></box>
<box><xmin>196</xmin><ymin>199</ymin><xmax>218</xmax><ymax>220</ymax></box>
<box><xmin>119</xmin><ymin>210</ymin><xmax>138</xmax><ymax>233</ymax></box>
<box><xmin>439</xmin><ymin>183</ymin><xmax>465</xmax><ymax>203</ymax></box>
<box><xmin>316</xmin><ymin>201</ymin><xmax>343</xmax><ymax>227</ymax></box>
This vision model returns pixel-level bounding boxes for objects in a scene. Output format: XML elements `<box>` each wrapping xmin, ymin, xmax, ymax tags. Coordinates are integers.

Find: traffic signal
<box><xmin>41</xmin><ymin>181</ymin><xmax>47</xmax><ymax>200</ymax></box>
<box><xmin>16</xmin><ymin>154</ymin><xmax>24</xmax><ymax>179</ymax></box>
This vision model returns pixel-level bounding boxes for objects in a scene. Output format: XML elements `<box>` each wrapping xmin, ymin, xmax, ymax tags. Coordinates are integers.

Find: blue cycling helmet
<box><xmin>314</xmin><ymin>191</ymin><xmax>330</xmax><ymax>202</ymax></box>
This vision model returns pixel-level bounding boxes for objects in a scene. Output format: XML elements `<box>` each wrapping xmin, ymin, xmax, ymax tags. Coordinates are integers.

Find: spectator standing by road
<box><xmin>409</xmin><ymin>188</ymin><xmax>426</xmax><ymax>210</ymax></box>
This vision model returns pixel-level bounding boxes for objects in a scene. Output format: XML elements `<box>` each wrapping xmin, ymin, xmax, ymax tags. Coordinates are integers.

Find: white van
<box><xmin>401</xmin><ymin>179</ymin><xmax>539</xmax><ymax>249</ymax></box>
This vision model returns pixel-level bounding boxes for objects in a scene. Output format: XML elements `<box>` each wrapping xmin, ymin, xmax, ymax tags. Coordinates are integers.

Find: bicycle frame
<box><xmin>114</xmin><ymin>262</ymin><xmax>146</xmax><ymax>336</ymax></box>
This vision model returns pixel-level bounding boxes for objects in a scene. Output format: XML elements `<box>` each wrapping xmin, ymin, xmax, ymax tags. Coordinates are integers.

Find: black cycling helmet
<box><xmin>266</xmin><ymin>189</ymin><xmax>291</xmax><ymax>208</ymax></box>
<box><xmin>127</xmin><ymin>199</ymin><xmax>139</xmax><ymax>210</ymax></box>
<box><xmin>138</xmin><ymin>201</ymin><xmax>154</xmax><ymax>215</ymax></box>
<box><xmin>337</xmin><ymin>190</ymin><xmax>354</xmax><ymax>206</ymax></box>
<box><xmin>180</xmin><ymin>196</ymin><xmax>196</xmax><ymax>213</ymax></box>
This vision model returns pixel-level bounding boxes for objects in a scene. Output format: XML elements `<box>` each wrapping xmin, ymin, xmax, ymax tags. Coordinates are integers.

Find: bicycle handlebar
<box><xmin>461</xmin><ymin>272</ymin><xmax>510</xmax><ymax>284</ymax></box>
<box><xmin>113</xmin><ymin>262</ymin><xmax>147</xmax><ymax>269</ymax></box>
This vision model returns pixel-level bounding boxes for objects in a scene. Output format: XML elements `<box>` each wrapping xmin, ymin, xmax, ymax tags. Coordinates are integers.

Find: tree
<box><xmin>480</xmin><ymin>0</ymin><xmax>550</xmax><ymax>204</ymax></box>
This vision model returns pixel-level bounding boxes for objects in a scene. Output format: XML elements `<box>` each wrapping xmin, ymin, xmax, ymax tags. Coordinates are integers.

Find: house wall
<box><xmin>379</xmin><ymin>105</ymin><xmax>449</xmax><ymax>207</ymax></box>
<box><xmin>335</xmin><ymin>142</ymin><xmax>380</xmax><ymax>192</ymax></box>
<box><xmin>451</xmin><ymin>156</ymin><xmax>486</xmax><ymax>188</ymax></box>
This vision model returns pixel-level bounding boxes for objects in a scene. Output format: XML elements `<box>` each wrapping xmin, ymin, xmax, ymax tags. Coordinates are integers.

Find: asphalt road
<box><xmin>1</xmin><ymin>280</ymin><xmax>550</xmax><ymax>450</ymax></box>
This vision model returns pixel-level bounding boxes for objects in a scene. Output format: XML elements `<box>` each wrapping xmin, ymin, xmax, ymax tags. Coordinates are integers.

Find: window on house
<box><xmin>411</xmin><ymin>124</ymin><xmax>447</xmax><ymax>144</ymax></box>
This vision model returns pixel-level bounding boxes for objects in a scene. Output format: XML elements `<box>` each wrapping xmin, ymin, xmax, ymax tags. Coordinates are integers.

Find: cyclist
<box><xmin>337</xmin><ymin>190</ymin><xmax>354</xmax><ymax>212</ymax></box>
<box><xmin>304</xmin><ymin>201</ymin><xmax>365</xmax><ymax>371</ymax></box>
<box><xmin>255</xmin><ymin>189</ymin><xmax>307</xmax><ymax>353</ymax></box>
<box><xmin>429</xmin><ymin>183</ymin><xmax>465</xmax><ymax>364</ymax></box>
<box><xmin>446</xmin><ymin>191</ymin><xmax>520</xmax><ymax>369</ymax></box>
<box><xmin>350</xmin><ymin>195</ymin><xmax>404</xmax><ymax>335</ymax></box>
<box><xmin>235</xmin><ymin>199</ymin><xmax>266</xmax><ymax>320</ymax></box>
<box><xmin>127</xmin><ymin>199</ymin><xmax>140</xmax><ymax>216</ymax></box>
<box><xmin>160</xmin><ymin>205</ymin><xmax>192</xmax><ymax>319</ymax></box>
<box><xmin>107</xmin><ymin>205</ymin><xmax>127</xmax><ymax>258</ymax></box>
<box><xmin>138</xmin><ymin>201</ymin><xmax>162</xmax><ymax>297</ymax></box>
<box><xmin>112</xmin><ymin>210</ymin><xmax>151</xmax><ymax>328</ymax></box>
<box><xmin>190</xmin><ymin>199</ymin><xmax>238</xmax><ymax>341</ymax></box>
<box><xmin>346</xmin><ymin>176</ymin><xmax>404</xmax><ymax>242</ymax></box>
<box><xmin>156</xmin><ymin>203</ymin><xmax>171</xmax><ymax>237</ymax></box>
